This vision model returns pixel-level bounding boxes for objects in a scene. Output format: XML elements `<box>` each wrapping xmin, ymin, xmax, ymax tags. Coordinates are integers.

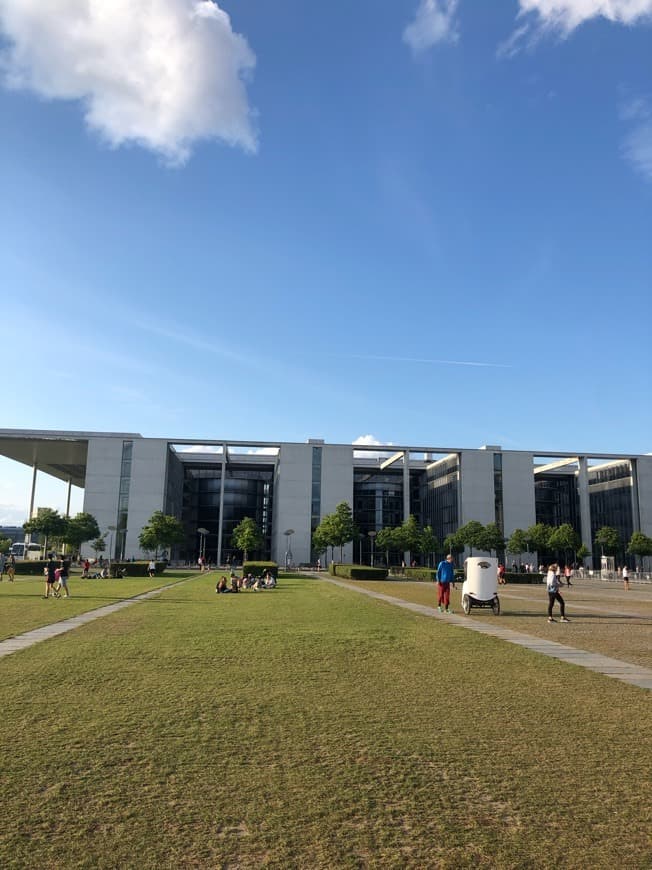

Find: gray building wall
<box><xmin>636</xmin><ymin>455</ymin><xmax>652</xmax><ymax>538</ymax></box>
<box><xmin>458</xmin><ymin>449</ymin><xmax>495</xmax><ymax>526</ymax></box>
<box><xmin>82</xmin><ymin>436</ymin><xmax>125</xmax><ymax>557</ymax></box>
<box><xmin>273</xmin><ymin>444</ymin><xmax>313</xmax><ymax>565</ymax></box>
<box><xmin>123</xmin><ymin>439</ymin><xmax>170</xmax><ymax>558</ymax></box>
<box><xmin>502</xmin><ymin>451</ymin><xmax>536</xmax><ymax>537</ymax></box>
<box><xmin>320</xmin><ymin>445</ymin><xmax>355</xmax><ymax>563</ymax></box>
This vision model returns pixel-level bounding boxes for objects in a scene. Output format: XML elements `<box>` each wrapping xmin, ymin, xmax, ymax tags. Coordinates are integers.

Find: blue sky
<box><xmin>0</xmin><ymin>0</ymin><xmax>651</xmax><ymax>523</ymax></box>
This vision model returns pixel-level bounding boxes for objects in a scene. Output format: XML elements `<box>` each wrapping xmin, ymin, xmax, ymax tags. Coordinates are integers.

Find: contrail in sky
<box><xmin>342</xmin><ymin>354</ymin><xmax>512</xmax><ymax>369</ymax></box>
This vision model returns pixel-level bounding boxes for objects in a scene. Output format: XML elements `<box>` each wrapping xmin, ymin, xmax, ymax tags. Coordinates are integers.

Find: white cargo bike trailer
<box><xmin>461</xmin><ymin>556</ymin><xmax>500</xmax><ymax>616</ymax></box>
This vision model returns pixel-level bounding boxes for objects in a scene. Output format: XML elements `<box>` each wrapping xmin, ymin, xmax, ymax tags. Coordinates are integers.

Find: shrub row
<box><xmin>393</xmin><ymin>567</ymin><xmax>437</xmax><ymax>581</ymax></box>
<box><xmin>242</xmin><ymin>561</ymin><xmax>278</xmax><ymax>578</ymax></box>
<box><xmin>8</xmin><ymin>560</ymin><xmax>166</xmax><ymax>577</ymax></box>
<box><xmin>329</xmin><ymin>563</ymin><xmax>388</xmax><ymax>580</ymax></box>
<box><xmin>504</xmin><ymin>572</ymin><xmax>544</xmax><ymax>584</ymax></box>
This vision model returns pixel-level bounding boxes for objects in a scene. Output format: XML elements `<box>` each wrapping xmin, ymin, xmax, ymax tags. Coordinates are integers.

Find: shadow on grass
<box><xmin>491</xmin><ymin>610</ymin><xmax>651</xmax><ymax>623</ymax></box>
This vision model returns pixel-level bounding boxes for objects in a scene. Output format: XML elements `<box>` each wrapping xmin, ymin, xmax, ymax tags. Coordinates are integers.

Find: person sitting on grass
<box><xmin>230</xmin><ymin>576</ymin><xmax>239</xmax><ymax>593</ymax></box>
<box><xmin>216</xmin><ymin>576</ymin><xmax>228</xmax><ymax>593</ymax></box>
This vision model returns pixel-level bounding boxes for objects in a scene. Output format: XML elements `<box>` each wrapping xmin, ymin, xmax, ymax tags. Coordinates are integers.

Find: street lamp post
<box><xmin>284</xmin><ymin>529</ymin><xmax>295</xmax><ymax>570</ymax></box>
<box><xmin>197</xmin><ymin>528</ymin><xmax>209</xmax><ymax>569</ymax></box>
<box><xmin>107</xmin><ymin>525</ymin><xmax>117</xmax><ymax>566</ymax></box>
<box><xmin>368</xmin><ymin>530</ymin><xmax>376</xmax><ymax>567</ymax></box>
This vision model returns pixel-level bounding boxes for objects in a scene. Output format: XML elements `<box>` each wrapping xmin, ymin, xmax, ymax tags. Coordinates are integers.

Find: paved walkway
<box><xmin>322</xmin><ymin>576</ymin><xmax>652</xmax><ymax>691</ymax></box>
<box><xmin>0</xmin><ymin>578</ymin><xmax>188</xmax><ymax>660</ymax></box>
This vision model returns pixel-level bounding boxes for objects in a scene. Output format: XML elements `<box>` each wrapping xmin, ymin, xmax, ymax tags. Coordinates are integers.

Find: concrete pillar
<box><xmin>403</xmin><ymin>452</ymin><xmax>410</xmax><ymax>564</ymax></box>
<box><xmin>217</xmin><ymin>447</ymin><xmax>226</xmax><ymax>566</ymax></box>
<box><xmin>66</xmin><ymin>478</ymin><xmax>72</xmax><ymax>517</ymax></box>
<box><xmin>577</xmin><ymin>457</ymin><xmax>592</xmax><ymax>558</ymax></box>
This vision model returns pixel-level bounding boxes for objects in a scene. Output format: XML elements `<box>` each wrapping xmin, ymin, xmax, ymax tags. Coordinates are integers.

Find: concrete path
<box><xmin>322</xmin><ymin>576</ymin><xmax>652</xmax><ymax>691</ymax></box>
<box><xmin>0</xmin><ymin>578</ymin><xmax>188</xmax><ymax>660</ymax></box>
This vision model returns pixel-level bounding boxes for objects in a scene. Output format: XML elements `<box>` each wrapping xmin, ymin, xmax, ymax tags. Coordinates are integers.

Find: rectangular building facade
<box><xmin>1</xmin><ymin>430</ymin><xmax>651</xmax><ymax>568</ymax></box>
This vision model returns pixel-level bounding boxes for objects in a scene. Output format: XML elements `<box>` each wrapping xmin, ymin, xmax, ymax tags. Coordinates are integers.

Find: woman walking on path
<box><xmin>622</xmin><ymin>565</ymin><xmax>629</xmax><ymax>591</ymax></box>
<box><xmin>546</xmin><ymin>563</ymin><xmax>569</xmax><ymax>623</ymax></box>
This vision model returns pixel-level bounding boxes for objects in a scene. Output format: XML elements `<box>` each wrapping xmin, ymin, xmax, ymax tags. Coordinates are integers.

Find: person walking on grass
<box><xmin>436</xmin><ymin>554</ymin><xmax>456</xmax><ymax>614</ymax></box>
<box><xmin>58</xmin><ymin>556</ymin><xmax>71</xmax><ymax>598</ymax></box>
<box><xmin>546</xmin><ymin>563</ymin><xmax>569</xmax><ymax>623</ymax></box>
<box><xmin>6</xmin><ymin>554</ymin><xmax>16</xmax><ymax>581</ymax></box>
<box><xmin>622</xmin><ymin>565</ymin><xmax>630</xmax><ymax>591</ymax></box>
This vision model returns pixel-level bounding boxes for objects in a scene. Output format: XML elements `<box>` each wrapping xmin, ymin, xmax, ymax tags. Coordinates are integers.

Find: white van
<box><xmin>9</xmin><ymin>542</ymin><xmax>43</xmax><ymax>560</ymax></box>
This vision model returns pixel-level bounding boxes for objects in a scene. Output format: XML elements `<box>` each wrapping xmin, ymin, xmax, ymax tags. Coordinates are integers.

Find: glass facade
<box><xmin>534</xmin><ymin>473</ymin><xmax>581</xmax><ymax>535</ymax></box>
<box><xmin>181</xmin><ymin>463</ymin><xmax>274</xmax><ymax>563</ymax></box>
<box><xmin>420</xmin><ymin>455</ymin><xmax>460</xmax><ymax>546</ymax></box>
<box><xmin>310</xmin><ymin>447</ymin><xmax>322</xmax><ymax>562</ymax></box>
<box><xmin>588</xmin><ymin>462</ymin><xmax>634</xmax><ymax>564</ymax></box>
<box><xmin>116</xmin><ymin>440</ymin><xmax>132</xmax><ymax>560</ymax></box>
<box><xmin>493</xmin><ymin>452</ymin><xmax>504</xmax><ymax>533</ymax></box>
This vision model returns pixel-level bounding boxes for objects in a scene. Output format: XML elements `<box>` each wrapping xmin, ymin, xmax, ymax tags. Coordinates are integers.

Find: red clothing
<box><xmin>437</xmin><ymin>582</ymin><xmax>451</xmax><ymax>608</ymax></box>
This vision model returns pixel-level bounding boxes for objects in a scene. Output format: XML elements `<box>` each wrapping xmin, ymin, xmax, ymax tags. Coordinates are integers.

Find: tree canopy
<box><xmin>231</xmin><ymin>516</ymin><xmax>263</xmax><ymax>562</ymax></box>
<box><xmin>62</xmin><ymin>512</ymin><xmax>101</xmax><ymax>553</ymax></box>
<box><xmin>138</xmin><ymin>511</ymin><xmax>185</xmax><ymax>559</ymax></box>
<box><xmin>594</xmin><ymin>526</ymin><xmax>621</xmax><ymax>556</ymax></box>
<box><xmin>23</xmin><ymin>508</ymin><xmax>67</xmax><ymax>554</ymax></box>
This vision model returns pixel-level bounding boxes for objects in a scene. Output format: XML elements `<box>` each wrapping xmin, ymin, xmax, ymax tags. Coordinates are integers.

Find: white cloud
<box><xmin>500</xmin><ymin>1</ymin><xmax>652</xmax><ymax>54</ymax></box>
<box><xmin>353</xmin><ymin>435</ymin><xmax>396</xmax><ymax>459</ymax></box>
<box><xmin>403</xmin><ymin>0</ymin><xmax>459</xmax><ymax>55</ymax></box>
<box><xmin>517</xmin><ymin>0</ymin><xmax>652</xmax><ymax>33</ymax></box>
<box><xmin>0</xmin><ymin>0</ymin><xmax>256</xmax><ymax>164</ymax></box>
<box><xmin>623</xmin><ymin>120</ymin><xmax>652</xmax><ymax>179</ymax></box>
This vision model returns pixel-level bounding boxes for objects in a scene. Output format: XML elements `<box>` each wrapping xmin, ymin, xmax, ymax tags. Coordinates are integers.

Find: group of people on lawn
<box><xmin>216</xmin><ymin>571</ymin><xmax>277</xmax><ymax>593</ymax></box>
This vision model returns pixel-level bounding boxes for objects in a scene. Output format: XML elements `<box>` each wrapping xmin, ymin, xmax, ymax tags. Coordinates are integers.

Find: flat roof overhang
<box><xmin>0</xmin><ymin>429</ymin><xmax>140</xmax><ymax>488</ymax></box>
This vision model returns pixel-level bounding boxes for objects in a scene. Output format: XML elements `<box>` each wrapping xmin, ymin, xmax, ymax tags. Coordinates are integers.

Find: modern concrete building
<box><xmin>1</xmin><ymin>428</ymin><xmax>651</xmax><ymax>567</ymax></box>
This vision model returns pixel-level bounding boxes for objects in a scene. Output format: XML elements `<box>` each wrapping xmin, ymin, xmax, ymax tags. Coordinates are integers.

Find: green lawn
<box><xmin>350</xmin><ymin>578</ymin><xmax>652</xmax><ymax>669</ymax></box>
<box><xmin>0</xmin><ymin>571</ymin><xmax>197</xmax><ymax>641</ymax></box>
<box><xmin>0</xmin><ymin>573</ymin><xmax>650</xmax><ymax>868</ymax></box>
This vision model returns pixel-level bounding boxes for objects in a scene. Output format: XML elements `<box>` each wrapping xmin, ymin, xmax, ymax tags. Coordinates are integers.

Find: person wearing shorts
<box><xmin>58</xmin><ymin>557</ymin><xmax>71</xmax><ymax>597</ymax></box>
<box><xmin>44</xmin><ymin>554</ymin><xmax>59</xmax><ymax>598</ymax></box>
<box><xmin>6</xmin><ymin>555</ymin><xmax>15</xmax><ymax>581</ymax></box>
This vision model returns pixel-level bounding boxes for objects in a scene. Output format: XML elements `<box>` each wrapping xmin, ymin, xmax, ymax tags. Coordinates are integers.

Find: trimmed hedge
<box><xmin>395</xmin><ymin>567</ymin><xmax>437</xmax><ymax>581</ymax></box>
<box><xmin>330</xmin><ymin>563</ymin><xmax>388</xmax><ymax>580</ymax></box>
<box><xmin>242</xmin><ymin>561</ymin><xmax>278</xmax><ymax>578</ymax></box>
<box><xmin>9</xmin><ymin>560</ymin><xmax>167</xmax><ymax>578</ymax></box>
<box><xmin>11</xmin><ymin>560</ymin><xmax>49</xmax><ymax>576</ymax></box>
<box><xmin>504</xmin><ymin>572</ymin><xmax>544</xmax><ymax>585</ymax></box>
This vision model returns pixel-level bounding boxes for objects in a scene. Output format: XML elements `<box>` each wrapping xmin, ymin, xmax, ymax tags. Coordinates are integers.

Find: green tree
<box><xmin>395</xmin><ymin>515</ymin><xmax>422</xmax><ymax>563</ymax></box>
<box><xmin>91</xmin><ymin>536</ymin><xmax>107</xmax><ymax>559</ymax></box>
<box><xmin>457</xmin><ymin>521</ymin><xmax>486</xmax><ymax>555</ymax></box>
<box><xmin>482</xmin><ymin>522</ymin><xmax>505</xmax><ymax>556</ymax></box>
<box><xmin>443</xmin><ymin>531</ymin><xmax>464</xmax><ymax>559</ymax></box>
<box><xmin>375</xmin><ymin>527</ymin><xmax>398</xmax><ymax>566</ymax></box>
<box><xmin>312</xmin><ymin>525</ymin><xmax>329</xmax><ymax>564</ymax></box>
<box><xmin>548</xmin><ymin>523</ymin><xmax>580</xmax><ymax>565</ymax></box>
<box><xmin>23</xmin><ymin>508</ymin><xmax>67</xmax><ymax>556</ymax></box>
<box><xmin>327</xmin><ymin>502</ymin><xmax>356</xmax><ymax>562</ymax></box>
<box><xmin>418</xmin><ymin>525</ymin><xmax>439</xmax><ymax>568</ymax></box>
<box><xmin>507</xmin><ymin>528</ymin><xmax>529</xmax><ymax>564</ymax></box>
<box><xmin>0</xmin><ymin>536</ymin><xmax>11</xmax><ymax>554</ymax></box>
<box><xmin>525</xmin><ymin>523</ymin><xmax>552</xmax><ymax>562</ymax></box>
<box><xmin>594</xmin><ymin>526</ymin><xmax>621</xmax><ymax>557</ymax></box>
<box><xmin>627</xmin><ymin>531</ymin><xmax>652</xmax><ymax>571</ymax></box>
<box><xmin>576</xmin><ymin>544</ymin><xmax>590</xmax><ymax>565</ymax></box>
<box><xmin>62</xmin><ymin>512</ymin><xmax>101</xmax><ymax>555</ymax></box>
<box><xmin>231</xmin><ymin>516</ymin><xmax>263</xmax><ymax>562</ymax></box>
<box><xmin>138</xmin><ymin>511</ymin><xmax>185</xmax><ymax>559</ymax></box>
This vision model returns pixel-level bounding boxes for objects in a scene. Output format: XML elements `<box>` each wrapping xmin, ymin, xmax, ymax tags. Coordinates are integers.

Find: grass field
<box><xmin>0</xmin><ymin>571</ymin><xmax>650</xmax><ymax>869</ymax></box>
<box><xmin>351</xmin><ymin>577</ymin><xmax>652</xmax><ymax>668</ymax></box>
